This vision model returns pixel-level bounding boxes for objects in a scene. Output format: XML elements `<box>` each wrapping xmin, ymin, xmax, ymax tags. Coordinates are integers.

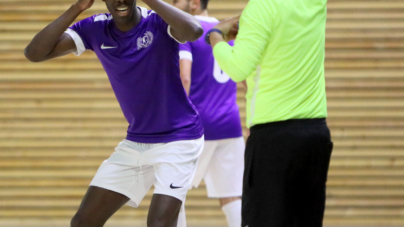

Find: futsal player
<box><xmin>24</xmin><ymin>0</ymin><xmax>205</xmax><ymax>226</ymax></box>
<box><xmin>206</xmin><ymin>0</ymin><xmax>333</xmax><ymax>226</ymax></box>
<box><xmin>173</xmin><ymin>0</ymin><xmax>244</xmax><ymax>226</ymax></box>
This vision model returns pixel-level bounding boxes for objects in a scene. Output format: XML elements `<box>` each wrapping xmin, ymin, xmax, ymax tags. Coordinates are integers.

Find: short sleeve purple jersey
<box><xmin>179</xmin><ymin>16</ymin><xmax>242</xmax><ymax>140</ymax></box>
<box><xmin>65</xmin><ymin>7</ymin><xmax>203</xmax><ymax>143</ymax></box>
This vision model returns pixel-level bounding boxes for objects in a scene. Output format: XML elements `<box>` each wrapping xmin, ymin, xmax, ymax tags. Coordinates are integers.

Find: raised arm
<box><xmin>24</xmin><ymin>0</ymin><xmax>94</xmax><ymax>62</ymax></box>
<box><xmin>209</xmin><ymin>0</ymin><xmax>273</xmax><ymax>82</ymax></box>
<box><xmin>142</xmin><ymin>0</ymin><xmax>203</xmax><ymax>42</ymax></box>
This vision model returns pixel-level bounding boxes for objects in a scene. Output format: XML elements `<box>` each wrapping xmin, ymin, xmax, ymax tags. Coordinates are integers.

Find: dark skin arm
<box><xmin>24</xmin><ymin>0</ymin><xmax>94</xmax><ymax>62</ymax></box>
<box><xmin>142</xmin><ymin>0</ymin><xmax>203</xmax><ymax>42</ymax></box>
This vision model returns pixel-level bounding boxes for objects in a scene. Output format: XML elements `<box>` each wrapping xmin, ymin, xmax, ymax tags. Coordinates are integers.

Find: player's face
<box><xmin>103</xmin><ymin>0</ymin><xmax>137</xmax><ymax>19</ymax></box>
<box><xmin>173</xmin><ymin>0</ymin><xmax>191</xmax><ymax>13</ymax></box>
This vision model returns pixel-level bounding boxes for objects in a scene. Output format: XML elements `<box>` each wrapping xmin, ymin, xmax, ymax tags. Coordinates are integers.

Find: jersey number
<box><xmin>213</xmin><ymin>59</ymin><xmax>230</xmax><ymax>83</ymax></box>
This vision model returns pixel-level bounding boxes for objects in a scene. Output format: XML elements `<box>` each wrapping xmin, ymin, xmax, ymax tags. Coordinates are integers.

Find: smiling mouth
<box><xmin>116</xmin><ymin>6</ymin><xmax>129</xmax><ymax>15</ymax></box>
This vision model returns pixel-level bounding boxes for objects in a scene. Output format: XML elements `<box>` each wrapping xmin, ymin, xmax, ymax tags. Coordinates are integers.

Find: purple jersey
<box><xmin>179</xmin><ymin>16</ymin><xmax>242</xmax><ymax>140</ymax></box>
<box><xmin>65</xmin><ymin>7</ymin><xmax>203</xmax><ymax>143</ymax></box>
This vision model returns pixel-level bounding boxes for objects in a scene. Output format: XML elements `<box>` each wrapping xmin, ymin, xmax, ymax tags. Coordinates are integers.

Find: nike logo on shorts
<box><xmin>101</xmin><ymin>44</ymin><xmax>117</xmax><ymax>49</ymax></box>
<box><xmin>170</xmin><ymin>183</ymin><xmax>183</xmax><ymax>189</ymax></box>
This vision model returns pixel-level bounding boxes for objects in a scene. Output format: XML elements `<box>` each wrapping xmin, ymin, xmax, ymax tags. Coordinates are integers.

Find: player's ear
<box><xmin>190</xmin><ymin>0</ymin><xmax>199</xmax><ymax>11</ymax></box>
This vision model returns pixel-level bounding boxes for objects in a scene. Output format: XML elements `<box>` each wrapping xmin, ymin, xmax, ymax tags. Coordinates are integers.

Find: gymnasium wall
<box><xmin>0</xmin><ymin>0</ymin><xmax>403</xmax><ymax>226</ymax></box>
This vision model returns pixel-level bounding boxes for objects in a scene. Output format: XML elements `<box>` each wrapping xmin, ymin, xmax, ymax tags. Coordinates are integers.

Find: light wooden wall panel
<box><xmin>0</xmin><ymin>0</ymin><xmax>403</xmax><ymax>226</ymax></box>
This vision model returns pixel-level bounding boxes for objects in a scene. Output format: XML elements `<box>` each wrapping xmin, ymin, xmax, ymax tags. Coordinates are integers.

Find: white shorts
<box><xmin>90</xmin><ymin>137</ymin><xmax>204</xmax><ymax>208</ymax></box>
<box><xmin>190</xmin><ymin>137</ymin><xmax>245</xmax><ymax>198</ymax></box>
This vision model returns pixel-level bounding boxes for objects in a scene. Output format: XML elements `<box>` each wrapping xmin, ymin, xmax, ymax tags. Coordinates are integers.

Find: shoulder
<box><xmin>195</xmin><ymin>16</ymin><xmax>219</xmax><ymax>29</ymax></box>
<box><xmin>139</xmin><ymin>7</ymin><xmax>161</xmax><ymax>23</ymax></box>
<box><xmin>92</xmin><ymin>13</ymin><xmax>113</xmax><ymax>23</ymax></box>
<box><xmin>138</xmin><ymin>6</ymin><xmax>153</xmax><ymax>19</ymax></box>
<box><xmin>74</xmin><ymin>13</ymin><xmax>112</xmax><ymax>28</ymax></box>
<box><xmin>195</xmin><ymin>16</ymin><xmax>219</xmax><ymax>24</ymax></box>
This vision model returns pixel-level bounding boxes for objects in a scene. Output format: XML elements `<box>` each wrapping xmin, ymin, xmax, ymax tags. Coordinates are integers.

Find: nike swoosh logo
<box><xmin>101</xmin><ymin>44</ymin><xmax>117</xmax><ymax>49</ymax></box>
<box><xmin>170</xmin><ymin>183</ymin><xmax>183</xmax><ymax>189</ymax></box>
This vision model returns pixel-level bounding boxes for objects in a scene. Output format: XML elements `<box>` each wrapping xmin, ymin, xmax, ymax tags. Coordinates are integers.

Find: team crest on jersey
<box><xmin>137</xmin><ymin>31</ymin><xmax>154</xmax><ymax>50</ymax></box>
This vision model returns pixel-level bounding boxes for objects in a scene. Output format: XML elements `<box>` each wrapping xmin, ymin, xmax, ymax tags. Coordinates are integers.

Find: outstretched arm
<box><xmin>142</xmin><ymin>0</ymin><xmax>203</xmax><ymax>43</ymax></box>
<box><xmin>24</xmin><ymin>0</ymin><xmax>94</xmax><ymax>62</ymax></box>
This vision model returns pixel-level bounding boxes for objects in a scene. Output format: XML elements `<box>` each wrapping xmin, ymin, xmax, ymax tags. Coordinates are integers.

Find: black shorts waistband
<box><xmin>250</xmin><ymin>118</ymin><xmax>326</xmax><ymax>133</ymax></box>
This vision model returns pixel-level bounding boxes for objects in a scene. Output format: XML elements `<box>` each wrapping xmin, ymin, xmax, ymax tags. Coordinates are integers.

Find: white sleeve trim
<box><xmin>179</xmin><ymin>51</ymin><xmax>193</xmax><ymax>61</ymax></box>
<box><xmin>65</xmin><ymin>28</ymin><xmax>86</xmax><ymax>56</ymax></box>
<box><xmin>167</xmin><ymin>25</ymin><xmax>186</xmax><ymax>44</ymax></box>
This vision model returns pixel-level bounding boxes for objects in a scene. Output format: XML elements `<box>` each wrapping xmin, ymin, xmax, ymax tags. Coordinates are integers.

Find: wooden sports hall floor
<box><xmin>1</xmin><ymin>219</ymin><xmax>402</xmax><ymax>227</ymax></box>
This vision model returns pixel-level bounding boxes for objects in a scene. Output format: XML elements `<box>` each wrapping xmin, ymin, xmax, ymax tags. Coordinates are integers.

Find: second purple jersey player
<box><xmin>179</xmin><ymin>18</ymin><xmax>242</xmax><ymax>140</ymax></box>
<box><xmin>174</xmin><ymin>0</ymin><xmax>245</xmax><ymax>226</ymax></box>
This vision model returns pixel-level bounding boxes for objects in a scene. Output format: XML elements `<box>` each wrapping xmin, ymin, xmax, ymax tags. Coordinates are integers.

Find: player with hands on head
<box><xmin>25</xmin><ymin>0</ymin><xmax>205</xmax><ymax>227</ymax></box>
<box><xmin>25</xmin><ymin>0</ymin><xmax>203</xmax><ymax>62</ymax></box>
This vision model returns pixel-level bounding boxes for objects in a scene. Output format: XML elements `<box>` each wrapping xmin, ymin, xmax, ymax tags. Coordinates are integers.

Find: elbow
<box><xmin>224</xmin><ymin>69</ymin><xmax>249</xmax><ymax>83</ymax></box>
<box><xmin>230</xmin><ymin>75</ymin><xmax>247</xmax><ymax>83</ymax></box>
<box><xmin>232</xmin><ymin>77</ymin><xmax>246</xmax><ymax>83</ymax></box>
<box><xmin>193</xmin><ymin>25</ymin><xmax>204</xmax><ymax>41</ymax></box>
<box><xmin>180</xmin><ymin>75</ymin><xmax>191</xmax><ymax>87</ymax></box>
<box><xmin>24</xmin><ymin>46</ymin><xmax>44</xmax><ymax>63</ymax></box>
<box><xmin>187</xmin><ymin>24</ymin><xmax>204</xmax><ymax>42</ymax></box>
<box><xmin>230</xmin><ymin>72</ymin><xmax>249</xmax><ymax>83</ymax></box>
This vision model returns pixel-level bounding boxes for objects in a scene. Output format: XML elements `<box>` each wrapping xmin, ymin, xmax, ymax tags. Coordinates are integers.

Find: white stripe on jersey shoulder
<box><xmin>139</xmin><ymin>7</ymin><xmax>184</xmax><ymax>44</ymax></box>
<box><xmin>94</xmin><ymin>14</ymin><xmax>113</xmax><ymax>22</ymax></box>
<box><xmin>179</xmin><ymin>51</ymin><xmax>193</xmax><ymax>61</ymax></box>
<box><xmin>65</xmin><ymin>28</ymin><xmax>85</xmax><ymax>56</ymax></box>
<box><xmin>139</xmin><ymin>6</ymin><xmax>149</xmax><ymax>18</ymax></box>
<box><xmin>195</xmin><ymin>15</ymin><xmax>219</xmax><ymax>23</ymax></box>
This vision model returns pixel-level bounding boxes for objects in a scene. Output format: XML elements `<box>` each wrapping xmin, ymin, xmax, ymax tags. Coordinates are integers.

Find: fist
<box><xmin>214</xmin><ymin>15</ymin><xmax>240</xmax><ymax>40</ymax></box>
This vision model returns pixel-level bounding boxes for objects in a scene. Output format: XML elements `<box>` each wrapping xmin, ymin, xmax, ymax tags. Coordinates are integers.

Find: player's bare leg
<box><xmin>219</xmin><ymin>197</ymin><xmax>240</xmax><ymax>207</ymax></box>
<box><xmin>70</xmin><ymin>186</ymin><xmax>129</xmax><ymax>227</ymax></box>
<box><xmin>148</xmin><ymin>194</ymin><xmax>182</xmax><ymax>227</ymax></box>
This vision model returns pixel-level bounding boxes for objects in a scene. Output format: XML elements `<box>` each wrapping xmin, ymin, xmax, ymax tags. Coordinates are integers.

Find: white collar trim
<box><xmin>195</xmin><ymin>15</ymin><xmax>219</xmax><ymax>23</ymax></box>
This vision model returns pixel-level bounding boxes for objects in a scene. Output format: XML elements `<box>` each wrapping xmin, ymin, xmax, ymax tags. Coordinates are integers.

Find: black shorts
<box><xmin>242</xmin><ymin>118</ymin><xmax>333</xmax><ymax>227</ymax></box>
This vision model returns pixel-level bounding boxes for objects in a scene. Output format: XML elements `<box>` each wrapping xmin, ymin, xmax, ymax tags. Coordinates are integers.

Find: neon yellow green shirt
<box><xmin>213</xmin><ymin>0</ymin><xmax>328</xmax><ymax>128</ymax></box>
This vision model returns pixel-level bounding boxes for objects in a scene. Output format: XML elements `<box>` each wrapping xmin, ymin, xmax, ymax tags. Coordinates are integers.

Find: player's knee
<box><xmin>220</xmin><ymin>196</ymin><xmax>241</xmax><ymax>207</ymax></box>
<box><xmin>71</xmin><ymin>214</ymin><xmax>99</xmax><ymax>227</ymax></box>
<box><xmin>147</xmin><ymin>215</ymin><xmax>176</xmax><ymax>227</ymax></box>
<box><xmin>70</xmin><ymin>215</ymin><xmax>86</xmax><ymax>227</ymax></box>
<box><xmin>147</xmin><ymin>218</ymin><xmax>164</xmax><ymax>227</ymax></box>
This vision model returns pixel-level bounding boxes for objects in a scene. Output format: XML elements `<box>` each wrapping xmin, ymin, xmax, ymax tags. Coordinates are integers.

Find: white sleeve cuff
<box><xmin>167</xmin><ymin>25</ymin><xmax>186</xmax><ymax>44</ymax></box>
<box><xmin>179</xmin><ymin>51</ymin><xmax>193</xmax><ymax>61</ymax></box>
<box><xmin>65</xmin><ymin>28</ymin><xmax>86</xmax><ymax>56</ymax></box>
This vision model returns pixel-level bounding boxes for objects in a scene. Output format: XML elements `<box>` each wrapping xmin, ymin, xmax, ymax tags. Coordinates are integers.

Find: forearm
<box><xmin>208</xmin><ymin>0</ymin><xmax>272</xmax><ymax>82</ymax></box>
<box><xmin>179</xmin><ymin>59</ymin><xmax>192</xmax><ymax>95</ymax></box>
<box><xmin>182</xmin><ymin>79</ymin><xmax>191</xmax><ymax>96</ymax></box>
<box><xmin>210</xmin><ymin>32</ymin><xmax>225</xmax><ymax>49</ymax></box>
<box><xmin>143</xmin><ymin>0</ymin><xmax>203</xmax><ymax>42</ymax></box>
<box><xmin>24</xmin><ymin>4</ymin><xmax>83</xmax><ymax>62</ymax></box>
<box><xmin>211</xmin><ymin>33</ymin><xmax>249</xmax><ymax>82</ymax></box>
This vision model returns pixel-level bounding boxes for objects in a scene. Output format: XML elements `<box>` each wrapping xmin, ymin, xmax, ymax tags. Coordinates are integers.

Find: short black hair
<box><xmin>200</xmin><ymin>0</ymin><xmax>209</xmax><ymax>10</ymax></box>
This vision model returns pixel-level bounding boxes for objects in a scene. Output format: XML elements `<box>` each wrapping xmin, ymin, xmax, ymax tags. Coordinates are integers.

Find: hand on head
<box><xmin>75</xmin><ymin>0</ymin><xmax>95</xmax><ymax>11</ymax></box>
